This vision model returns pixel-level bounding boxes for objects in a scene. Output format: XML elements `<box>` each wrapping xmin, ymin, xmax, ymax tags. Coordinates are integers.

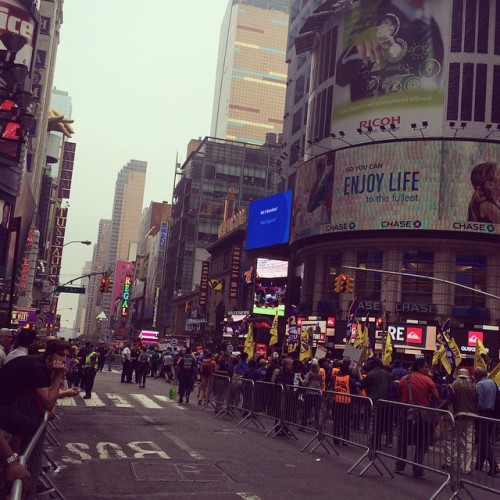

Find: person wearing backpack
<box><xmin>176</xmin><ymin>348</ymin><xmax>197</xmax><ymax>404</ymax></box>
<box><xmin>198</xmin><ymin>353</ymin><xmax>215</xmax><ymax>405</ymax></box>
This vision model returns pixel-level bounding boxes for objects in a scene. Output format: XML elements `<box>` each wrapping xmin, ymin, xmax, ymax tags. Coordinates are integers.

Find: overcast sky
<box><xmin>53</xmin><ymin>1</ymin><xmax>228</xmax><ymax>334</ymax></box>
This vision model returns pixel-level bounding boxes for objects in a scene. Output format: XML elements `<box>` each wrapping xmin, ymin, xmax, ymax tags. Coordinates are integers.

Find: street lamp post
<box><xmin>63</xmin><ymin>240</ymin><xmax>91</xmax><ymax>247</ymax></box>
<box><xmin>47</xmin><ymin>240</ymin><xmax>91</xmax><ymax>321</ymax></box>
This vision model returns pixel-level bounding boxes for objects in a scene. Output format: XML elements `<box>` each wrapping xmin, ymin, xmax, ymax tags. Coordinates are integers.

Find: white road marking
<box><xmin>153</xmin><ymin>395</ymin><xmax>186</xmax><ymax>410</ymax></box>
<box><xmin>105</xmin><ymin>393</ymin><xmax>133</xmax><ymax>407</ymax></box>
<box><xmin>128</xmin><ymin>441</ymin><xmax>170</xmax><ymax>459</ymax></box>
<box><xmin>130</xmin><ymin>394</ymin><xmax>162</xmax><ymax>409</ymax></box>
<box><xmin>96</xmin><ymin>442</ymin><xmax>128</xmax><ymax>460</ymax></box>
<box><xmin>153</xmin><ymin>395</ymin><xmax>173</xmax><ymax>403</ymax></box>
<box><xmin>57</xmin><ymin>397</ymin><xmax>76</xmax><ymax>406</ymax></box>
<box><xmin>161</xmin><ymin>430</ymin><xmax>204</xmax><ymax>460</ymax></box>
<box><xmin>141</xmin><ymin>415</ymin><xmax>204</xmax><ymax>460</ymax></box>
<box><xmin>237</xmin><ymin>494</ymin><xmax>261</xmax><ymax>500</ymax></box>
<box><xmin>81</xmin><ymin>394</ymin><xmax>106</xmax><ymax>407</ymax></box>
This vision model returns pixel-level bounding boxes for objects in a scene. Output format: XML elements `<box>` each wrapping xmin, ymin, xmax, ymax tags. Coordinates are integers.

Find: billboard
<box><xmin>333</xmin><ymin>0</ymin><xmax>446</xmax><ymax>139</ymax></box>
<box><xmin>0</xmin><ymin>1</ymin><xmax>38</xmax><ymax>166</ymax></box>
<box><xmin>246</xmin><ymin>190</ymin><xmax>292</xmax><ymax>250</ymax></box>
<box><xmin>253</xmin><ymin>258</ymin><xmax>287</xmax><ymax>317</ymax></box>
<box><xmin>291</xmin><ymin>140</ymin><xmax>500</xmax><ymax>242</ymax></box>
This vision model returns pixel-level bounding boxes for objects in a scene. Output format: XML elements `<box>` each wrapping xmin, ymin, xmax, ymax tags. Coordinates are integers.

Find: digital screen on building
<box><xmin>332</xmin><ymin>0</ymin><xmax>447</xmax><ymax>140</ymax></box>
<box><xmin>246</xmin><ymin>190</ymin><xmax>292</xmax><ymax>250</ymax></box>
<box><xmin>252</xmin><ymin>258</ymin><xmax>287</xmax><ymax>317</ymax></box>
<box><xmin>291</xmin><ymin>140</ymin><xmax>500</xmax><ymax>242</ymax></box>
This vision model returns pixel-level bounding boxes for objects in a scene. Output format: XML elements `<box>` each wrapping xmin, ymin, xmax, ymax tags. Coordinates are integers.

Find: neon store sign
<box><xmin>121</xmin><ymin>275</ymin><xmax>131</xmax><ymax>316</ymax></box>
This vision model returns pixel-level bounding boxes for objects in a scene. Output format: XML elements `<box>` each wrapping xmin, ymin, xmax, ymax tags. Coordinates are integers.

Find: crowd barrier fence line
<box><xmin>451</xmin><ymin>411</ymin><xmax>500</xmax><ymax>499</ymax></box>
<box><xmin>11</xmin><ymin>411</ymin><xmax>48</xmax><ymax>500</ymax></box>
<box><xmin>206</xmin><ymin>381</ymin><xmax>500</xmax><ymax>499</ymax></box>
<box><xmin>360</xmin><ymin>400</ymin><xmax>455</xmax><ymax>500</ymax></box>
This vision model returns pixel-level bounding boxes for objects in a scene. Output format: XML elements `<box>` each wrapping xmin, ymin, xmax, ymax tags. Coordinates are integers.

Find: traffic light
<box><xmin>346</xmin><ymin>276</ymin><xmax>355</xmax><ymax>293</ymax></box>
<box><xmin>376</xmin><ymin>317</ymin><xmax>384</xmax><ymax>330</ymax></box>
<box><xmin>335</xmin><ymin>274</ymin><xmax>349</xmax><ymax>293</ymax></box>
<box><xmin>105</xmin><ymin>278</ymin><xmax>114</xmax><ymax>293</ymax></box>
<box><xmin>99</xmin><ymin>277</ymin><xmax>106</xmax><ymax>293</ymax></box>
<box><xmin>334</xmin><ymin>275</ymin><xmax>342</xmax><ymax>293</ymax></box>
<box><xmin>340</xmin><ymin>274</ymin><xmax>348</xmax><ymax>293</ymax></box>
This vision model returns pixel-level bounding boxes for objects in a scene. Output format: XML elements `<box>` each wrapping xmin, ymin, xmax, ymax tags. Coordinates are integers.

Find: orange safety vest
<box><xmin>319</xmin><ymin>367</ymin><xmax>326</xmax><ymax>392</ymax></box>
<box><xmin>359</xmin><ymin>374</ymin><xmax>367</xmax><ymax>398</ymax></box>
<box><xmin>334</xmin><ymin>374</ymin><xmax>351</xmax><ymax>403</ymax></box>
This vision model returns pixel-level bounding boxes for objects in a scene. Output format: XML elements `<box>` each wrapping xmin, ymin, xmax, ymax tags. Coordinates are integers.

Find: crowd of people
<box><xmin>1</xmin><ymin>327</ymin><xmax>499</xmax><ymax>497</ymax></box>
<box><xmin>0</xmin><ymin>327</ymin><xmax>81</xmax><ymax>498</ymax></box>
<box><xmin>145</xmin><ymin>345</ymin><xmax>500</xmax><ymax>480</ymax></box>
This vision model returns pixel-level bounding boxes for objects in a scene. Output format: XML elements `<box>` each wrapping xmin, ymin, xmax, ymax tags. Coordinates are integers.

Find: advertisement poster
<box><xmin>253</xmin><ymin>258</ymin><xmax>287</xmax><ymax>317</ymax></box>
<box><xmin>333</xmin><ymin>0</ymin><xmax>447</xmax><ymax>139</ymax></box>
<box><xmin>246</xmin><ymin>190</ymin><xmax>292</xmax><ymax>250</ymax></box>
<box><xmin>291</xmin><ymin>141</ymin><xmax>500</xmax><ymax>241</ymax></box>
<box><xmin>331</xmin><ymin>141</ymin><xmax>440</xmax><ymax>232</ymax></box>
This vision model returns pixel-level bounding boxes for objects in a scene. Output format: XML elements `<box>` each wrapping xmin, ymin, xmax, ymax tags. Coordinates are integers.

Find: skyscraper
<box><xmin>102</xmin><ymin>160</ymin><xmax>146</xmax><ymax>328</ymax></box>
<box><xmin>108</xmin><ymin>160</ymin><xmax>147</xmax><ymax>267</ymax></box>
<box><xmin>211</xmin><ymin>0</ymin><xmax>289</xmax><ymax>145</ymax></box>
<box><xmin>82</xmin><ymin>219</ymin><xmax>111</xmax><ymax>338</ymax></box>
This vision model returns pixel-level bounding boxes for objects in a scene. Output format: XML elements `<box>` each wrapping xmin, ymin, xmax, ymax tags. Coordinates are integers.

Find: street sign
<box><xmin>170</xmin><ymin>338</ymin><xmax>178</xmax><ymax>347</ymax></box>
<box><xmin>56</xmin><ymin>285</ymin><xmax>86</xmax><ymax>294</ymax></box>
<box><xmin>227</xmin><ymin>344</ymin><xmax>233</xmax><ymax>353</ymax></box>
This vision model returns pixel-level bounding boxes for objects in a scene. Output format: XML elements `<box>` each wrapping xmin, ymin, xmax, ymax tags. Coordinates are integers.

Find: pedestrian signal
<box><xmin>99</xmin><ymin>277</ymin><xmax>106</xmax><ymax>293</ymax></box>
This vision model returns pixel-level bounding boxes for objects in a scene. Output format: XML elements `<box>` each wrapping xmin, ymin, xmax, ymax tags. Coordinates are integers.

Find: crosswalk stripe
<box><xmin>153</xmin><ymin>395</ymin><xmax>186</xmax><ymax>410</ymax></box>
<box><xmin>58</xmin><ymin>392</ymin><xmax>192</xmax><ymax>410</ymax></box>
<box><xmin>81</xmin><ymin>394</ymin><xmax>106</xmax><ymax>407</ymax></box>
<box><xmin>57</xmin><ymin>397</ymin><xmax>76</xmax><ymax>406</ymax></box>
<box><xmin>105</xmin><ymin>393</ymin><xmax>134</xmax><ymax>407</ymax></box>
<box><xmin>129</xmin><ymin>394</ymin><xmax>163</xmax><ymax>409</ymax></box>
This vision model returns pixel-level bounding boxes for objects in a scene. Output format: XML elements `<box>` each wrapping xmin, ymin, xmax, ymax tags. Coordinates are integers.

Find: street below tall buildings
<box><xmin>45</xmin><ymin>370</ymin><xmax>498</xmax><ymax>500</ymax></box>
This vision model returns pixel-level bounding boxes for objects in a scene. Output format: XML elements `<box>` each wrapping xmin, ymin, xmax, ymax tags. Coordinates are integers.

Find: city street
<box><xmin>46</xmin><ymin>370</ymin><xmax>475</xmax><ymax>500</ymax></box>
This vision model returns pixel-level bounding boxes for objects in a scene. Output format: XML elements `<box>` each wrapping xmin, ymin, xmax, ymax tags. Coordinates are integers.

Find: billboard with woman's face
<box><xmin>290</xmin><ymin>140</ymin><xmax>500</xmax><ymax>242</ymax></box>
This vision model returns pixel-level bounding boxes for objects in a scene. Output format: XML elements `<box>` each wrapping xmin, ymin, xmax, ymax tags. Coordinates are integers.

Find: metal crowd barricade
<box><xmin>251</xmin><ymin>381</ymin><xmax>285</xmax><ymax>436</ymax></box>
<box><xmin>234</xmin><ymin>379</ymin><xmax>265</xmax><ymax>430</ymax></box>
<box><xmin>225</xmin><ymin>376</ymin><xmax>244</xmax><ymax>418</ymax></box>
<box><xmin>206</xmin><ymin>374</ymin><xmax>232</xmax><ymax>418</ymax></box>
<box><xmin>303</xmin><ymin>390</ymin><xmax>373</xmax><ymax>462</ymax></box>
<box><xmin>359</xmin><ymin>400</ymin><xmax>454</xmax><ymax>500</ymax></box>
<box><xmin>452</xmin><ymin>412</ymin><xmax>500</xmax><ymax>498</ymax></box>
<box><xmin>11</xmin><ymin>412</ymin><xmax>48</xmax><ymax>500</ymax></box>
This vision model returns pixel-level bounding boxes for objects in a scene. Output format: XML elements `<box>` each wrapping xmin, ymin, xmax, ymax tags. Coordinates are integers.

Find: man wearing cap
<box><xmin>446</xmin><ymin>368</ymin><xmax>478</xmax><ymax>474</ymax></box>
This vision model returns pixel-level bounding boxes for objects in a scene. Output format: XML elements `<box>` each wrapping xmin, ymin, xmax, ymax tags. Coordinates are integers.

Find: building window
<box><xmin>454</xmin><ymin>254</ymin><xmax>486</xmax><ymax>308</ymax></box>
<box><xmin>401</xmin><ymin>251</ymin><xmax>434</xmax><ymax>304</ymax></box>
<box><xmin>356</xmin><ymin>251</ymin><xmax>383</xmax><ymax>301</ymax></box>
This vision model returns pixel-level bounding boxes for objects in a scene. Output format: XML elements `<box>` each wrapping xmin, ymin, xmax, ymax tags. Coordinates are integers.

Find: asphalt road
<box><xmin>44</xmin><ymin>370</ymin><xmax>492</xmax><ymax>500</ymax></box>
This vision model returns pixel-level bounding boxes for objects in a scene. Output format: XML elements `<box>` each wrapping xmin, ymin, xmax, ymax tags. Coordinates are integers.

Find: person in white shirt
<box><xmin>120</xmin><ymin>342</ymin><xmax>132</xmax><ymax>383</ymax></box>
<box><xmin>0</xmin><ymin>328</ymin><xmax>14</xmax><ymax>367</ymax></box>
<box><xmin>4</xmin><ymin>328</ymin><xmax>37</xmax><ymax>365</ymax></box>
